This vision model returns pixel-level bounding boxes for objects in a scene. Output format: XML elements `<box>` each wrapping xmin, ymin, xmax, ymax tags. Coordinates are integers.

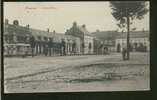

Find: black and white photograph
<box><xmin>3</xmin><ymin>1</ymin><xmax>150</xmax><ymax>93</ymax></box>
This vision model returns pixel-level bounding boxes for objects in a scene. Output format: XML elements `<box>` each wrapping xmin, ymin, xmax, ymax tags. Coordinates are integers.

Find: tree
<box><xmin>110</xmin><ymin>1</ymin><xmax>148</xmax><ymax>60</ymax></box>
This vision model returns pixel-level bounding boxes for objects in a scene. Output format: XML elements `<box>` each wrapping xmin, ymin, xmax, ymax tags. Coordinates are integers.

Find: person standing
<box><xmin>48</xmin><ymin>38</ymin><xmax>53</xmax><ymax>56</ymax></box>
<box><xmin>122</xmin><ymin>48</ymin><xmax>127</xmax><ymax>60</ymax></box>
<box><xmin>72</xmin><ymin>41</ymin><xmax>76</xmax><ymax>55</ymax></box>
<box><xmin>44</xmin><ymin>38</ymin><xmax>48</xmax><ymax>56</ymax></box>
<box><xmin>29</xmin><ymin>36</ymin><xmax>35</xmax><ymax>57</ymax></box>
<box><xmin>88</xmin><ymin>43</ymin><xmax>92</xmax><ymax>54</ymax></box>
<box><xmin>61</xmin><ymin>39</ymin><xmax>66</xmax><ymax>56</ymax></box>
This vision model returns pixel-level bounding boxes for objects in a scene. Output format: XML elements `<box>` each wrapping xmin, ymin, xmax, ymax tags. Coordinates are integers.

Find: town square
<box><xmin>4</xmin><ymin>52</ymin><xmax>149</xmax><ymax>92</ymax></box>
<box><xmin>3</xmin><ymin>1</ymin><xmax>150</xmax><ymax>93</ymax></box>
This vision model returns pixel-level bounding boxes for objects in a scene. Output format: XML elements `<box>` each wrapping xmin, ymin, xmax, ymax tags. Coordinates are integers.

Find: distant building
<box><xmin>4</xmin><ymin>19</ymin><xmax>149</xmax><ymax>56</ymax></box>
<box><xmin>65</xmin><ymin>22</ymin><xmax>94</xmax><ymax>54</ymax></box>
<box><xmin>92</xmin><ymin>30</ymin><xmax>117</xmax><ymax>52</ymax></box>
<box><xmin>4</xmin><ymin>20</ymin><xmax>32</xmax><ymax>56</ymax></box>
<box><xmin>92</xmin><ymin>30</ymin><xmax>150</xmax><ymax>53</ymax></box>
<box><xmin>93</xmin><ymin>37</ymin><xmax>104</xmax><ymax>54</ymax></box>
<box><xmin>115</xmin><ymin>31</ymin><xmax>150</xmax><ymax>52</ymax></box>
<box><xmin>4</xmin><ymin>19</ymin><xmax>81</xmax><ymax>56</ymax></box>
<box><xmin>4</xmin><ymin>20</ymin><xmax>31</xmax><ymax>44</ymax></box>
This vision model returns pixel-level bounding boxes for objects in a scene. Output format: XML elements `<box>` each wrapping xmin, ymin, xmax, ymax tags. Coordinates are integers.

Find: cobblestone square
<box><xmin>4</xmin><ymin>52</ymin><xmax>150</xmax><ymax>93</ymax></box>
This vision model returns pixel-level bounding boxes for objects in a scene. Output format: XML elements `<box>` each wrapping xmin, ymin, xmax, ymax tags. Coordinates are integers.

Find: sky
<box><xmin>4</xmin><ymin>2</ymin><xmax>150</xmax><ymax>33</ymax></box>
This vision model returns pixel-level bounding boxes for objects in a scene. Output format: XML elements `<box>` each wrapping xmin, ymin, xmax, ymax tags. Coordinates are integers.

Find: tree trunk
<box><xmin>126</xmin><ymin>16</ymin><xmax>130</xmax><ymax>60</ymax></box>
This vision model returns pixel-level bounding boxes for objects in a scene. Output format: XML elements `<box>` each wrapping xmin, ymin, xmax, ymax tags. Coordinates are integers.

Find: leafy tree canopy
<box><xmin>110</xmin><ymin>1</ymin><xmax>149</xmax><ymax>28</ymax></box>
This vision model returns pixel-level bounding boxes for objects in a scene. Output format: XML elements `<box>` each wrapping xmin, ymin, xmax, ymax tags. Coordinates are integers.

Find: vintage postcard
<box><xmin>3</xmin><ymin>1</ymin><xmax>150</xmax><ymax>93</ymax></box>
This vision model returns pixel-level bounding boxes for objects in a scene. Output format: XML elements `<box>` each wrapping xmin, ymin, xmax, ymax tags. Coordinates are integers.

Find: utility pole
<box><xmin>126</xmin><ymin>7</ymin><xmax>130</xmax><ymax>60</ymax></box>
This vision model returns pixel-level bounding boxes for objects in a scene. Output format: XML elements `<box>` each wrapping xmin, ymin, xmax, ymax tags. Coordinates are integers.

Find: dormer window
<box><xmin>13</xmin><ymin>20</ymin><xmax>19</xmax><ymax>26</ymax></box>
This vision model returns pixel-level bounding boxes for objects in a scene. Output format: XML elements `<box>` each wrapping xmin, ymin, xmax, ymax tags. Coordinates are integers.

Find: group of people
<box><xmin>29</xmin><ymin>36</ymin><xmax>78</xmax><ymax>57</ymax></box>
<box><xmin>29</xmin><ymin>36</ymin><xmax>66</xmax><ymax>57</ymax></box>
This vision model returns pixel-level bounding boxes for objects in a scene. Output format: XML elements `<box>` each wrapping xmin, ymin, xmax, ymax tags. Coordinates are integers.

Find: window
<box><xmin>44</xmin><ymin>37</ymin><xmax>48</xmax><ymax>41</ymax></box>
<box><xmin>38</xmin><ymin>36</ymin><xmax>41</xmax><ymax>40</ymax></box>
<box><xmin>89</xmin><ymin>43</ymin><xmax>92</xmax><ymax>49</ymax></box>
<box><xmin>4</xmin><ymin>35</ymin><xmax>8</xmax><ymax>43</ymax></box>
<box><xmin>8</xmin><ymin>35</ymin><xmax>14</xmax><ymax>43</ymax></box>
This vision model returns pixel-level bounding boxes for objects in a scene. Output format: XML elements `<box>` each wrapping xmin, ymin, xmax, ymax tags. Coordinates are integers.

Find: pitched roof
<box><xmin>77</xmin><ymin>26</ymin><xmax>92</xmax><ymax>36</ymax></box>
<box><xmin>92</xmin><ymin>30</ymin><xmax>150</xmax><ymax>40</ymax></box>
<box><xmin>52</xmin><ymin>33</ymin><xmax>66</xmax><ymax>43</ymax></box>
<box><xmin>116</xmin><ymin>31</ymin><xmax>149</xmax><ymax>39</ymax></box>
<box><xmin>29</xmin><ymin>28</ymin><xmax>54</xmax><ymax>38</ymax></box>
<box><xmin>4</xmin><ymin>23</ymin><xmax>80</xmax><ymax>43</ymax></box>
<box><xmin>30</xmin><ymin>28</ymin><xmax>79</xmax><ymax>43</ymax></box>
<box><xmin>4</xmin><ymin>24</ymin><xmax>31</xmax><ymax>36</ymax></box>
<box><xmin>30</xmin><ymin>28</ymin><xmax>71</xmax><ymax>42</ymax></box>
<box><xmin>91</xmin><ymin>31</ymin><xmax>117</xmax><ymax>41</ymax></box>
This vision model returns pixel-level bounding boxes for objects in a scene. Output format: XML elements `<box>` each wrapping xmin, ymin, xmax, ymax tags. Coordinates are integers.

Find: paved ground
<box><xmin>4</xmin><ymin>52</ymin><xmax>150</xmax><ymax>93</ymax></box>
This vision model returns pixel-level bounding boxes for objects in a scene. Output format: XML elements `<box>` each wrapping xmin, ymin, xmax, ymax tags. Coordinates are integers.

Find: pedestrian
<box><xmin>122</xmin><ymin>48</ymin><xmax>126</xmax><ymax>60</ymax></box>
<box><xmin>44</xmin><ymin>38</ymin><xmax>48</xmax><ymax>56</ymax></box>
<box><xmin>48</xmin><ymin>38</ymin><xmax>53</xmax><ymax>56</ymax></box>
<box><xmin>29</xmin><ymin>36</ymin><xmax>35</xmax><ymax>57</ymax></box>
<box><xmin>61</xmin><ymin>39</ymin><xmax>66</xmax><ymax>56</ymax></box>
<box><xmin>45</xmin><ymin>44</ymin><xmax>48</xmax><ymax>56</ymax></box>
<box><xmin>72</xmin><ymin>41</ymin><xmax>76</xmax><ymax>55</ymax></box>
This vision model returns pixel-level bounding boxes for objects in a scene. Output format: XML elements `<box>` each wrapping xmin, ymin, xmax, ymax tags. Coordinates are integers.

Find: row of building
<box><xmin>3</xmin><ymin>19</ymin><xmax>150</xmax><ymax>56</ymax></box>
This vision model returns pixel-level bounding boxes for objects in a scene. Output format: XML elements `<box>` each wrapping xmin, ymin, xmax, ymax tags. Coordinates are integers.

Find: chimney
<box><xmin>13</xmin><ymin>20</ymin><xmax>19</xmax><ymax>26</ymax></box>
<box><xmin>73</xmin><ymin>21</ymin><xmax>77</xmax><ymax>27</ymax></box>
<box><xmin>53</xmin><ymin>30</ymin><xmax>56</xmax><ymax>34</ymax></box>
<box><xmin>82</xmin><ymin>24</ymin><xmax>86</xmax><ymax>28</ymax></box>
<box><xmin>65</xmin><ymin>29</ymin><xmax>69</xmax><ymax>35</ymax></box>
<box><xmin>47</xmin><ymin>28</ymin><xmax>49</xmax><ymax>32</ymax></box>
<box><xmin>5</xmin><ymin>19</ymin><xmax>9</xmax><ymax>24</ymax></box>
<box><xmin>26</xmin><ymin>24</ymin><xmax>30</xmax><ymax>28</ymax></box>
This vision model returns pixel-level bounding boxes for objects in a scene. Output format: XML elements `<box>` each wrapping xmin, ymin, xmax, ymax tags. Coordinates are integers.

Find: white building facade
<box><xmin>65</xmin><ymin>22</ymin><xmax>94</xmax><ymax>54</ymax></box>
<box><xmin>115</xmin><ymin>31</ymin><xmax>150</xmax><ymax>52</ymax></box>
<box><xmin>84</xmin><ymin>34</ymin><xmax>94</xmax><ymax>54</ymax></box>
